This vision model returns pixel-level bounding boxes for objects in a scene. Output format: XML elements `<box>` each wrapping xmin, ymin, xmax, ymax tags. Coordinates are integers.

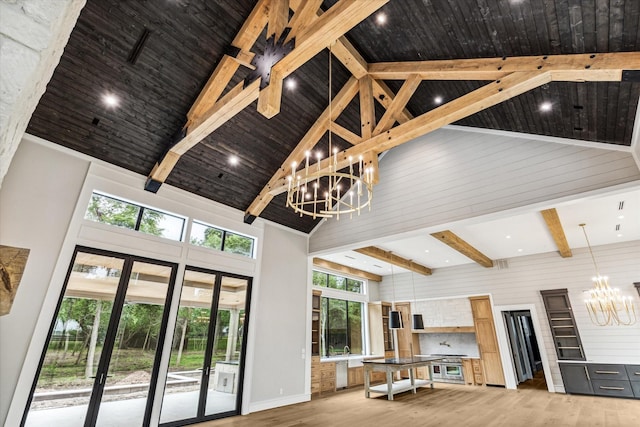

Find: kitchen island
<box><xmin>362</xmin><ymin>356</ymin><xmax>443</xmax><ymax>400</ymax></box>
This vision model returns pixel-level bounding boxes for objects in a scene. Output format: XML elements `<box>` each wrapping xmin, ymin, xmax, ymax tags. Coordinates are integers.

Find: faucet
<box><xmin>328</xmin><ymin>345</ymin><xmax>334</xmax><ymax>356</ymax></box>
<box><xmin>344</xmin><ymin>345</ymin><xmax>350</xmax><ymax>355</ymax></box>
<box><xmin>439</xmin><ymin>341</ymin><xmax>451</xmax><ymax>347</ymax></box>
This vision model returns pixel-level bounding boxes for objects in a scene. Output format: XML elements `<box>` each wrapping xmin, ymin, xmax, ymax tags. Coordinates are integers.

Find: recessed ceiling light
<box><xmin>285</xmin><ymin>78</ymin><xmax>296</xmax><ymax>90</ymax></box>
<box><xmin>229</xmin><ymin>155</ymin><xmax>239</xmax><ymax>165</ymax></box>
<box><xmin>517</xmin><ymin>249</ymin><xmax>523</xmax><ymax>252</ymax></box>
<box><xmin>506</xmin><ymin>235</ymin><xmax>511</xmax><ymax>239</ymax></box>
<box><xmin>103</xmin><ymin>93</ymin><xmax>119</xmax><ymax>108</ymax></box>
<box><xmin>617</xmin><ymin>233</ymin><xmax>623</xmax><ymax>237</ymax></box>
<box><xmin>434</xmin><ymin>96</ymin><xmax>443</xmax><ymax>104</ymax></box>
<box><xmin>540</xmin><ymin>102</ymin><xmax>552</xmax><ymax>112</ymax></box>
<box><xmin>424</xmin><ymin>249</ymin><xmax>430</xmax><ymax>253</ymax></box>
<box><xmin>376</xmin><ymin>12</ymin><xmax>387</xmax><ymax>24</ymax></box>
<box><xmin>445</xmin><ymin>259</ymin><xmax>449</xmax><ymax>263</ymax></box>
<box><xmin>618</xmin><ymin>215</ymin><xmax>624</xmax><ymax>219</ymax></box>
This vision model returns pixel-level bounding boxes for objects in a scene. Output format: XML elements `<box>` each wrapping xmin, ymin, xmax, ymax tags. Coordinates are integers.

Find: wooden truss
<box><xmin>144</xmin><ymin>0</ymin><xmax>640</xmax><ymax>233</ymax></box>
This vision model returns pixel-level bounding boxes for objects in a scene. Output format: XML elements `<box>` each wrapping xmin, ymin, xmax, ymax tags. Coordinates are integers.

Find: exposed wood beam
<box><xmin>149</xmin><ymin>0</ymin><xmax>383</xmax><ymax>191</ymax></box>
<box><xmin>246</xmin><ymin>76</ymin><xmax>359</xmax><ymax>217</ymax></box>
<box><xmin>147</xmin><ymin>79</ymin><xmax>261</xmax><ymax>185</ymax></box>
<box><xmin>359</xmin><ymin>75</ymin><xmax>376</xmax><ymax>140</ymax></box>
<box><xmin>313</xmin><ymin>257</ymin><xmax>382</xmax><ymax>282</ymax></box>
<box><xmin>187</xmin><ymin>0</ymin><xmax>270</xmax><ymax>124</ymax></box>
<box><xmin>257</xmin><ymin>0</ymin><xmax>388</xmax><ymax>118</ymax></box>
<box><xmin>540</xmin><ymin>208</ymin><xmax>572</xmax><ymax>258</ymax></box>
<box><xmin>289</xmin><ymin>0</ymin><xmax>369</xmax><ymax>78</ymax></box>
<box><xmin>267</xmin><ymin>70</ymin><xmax>553</xmax><ymax>195</ymax></box>
<box><xmin>368</xmin><ymin>52</ymin><xmax>640</xmax><ymax>80</ymax></box>
<box><xmin>331</xmin><ymin>122</ymin><xmax>362</xmax><ymax>145</ymax></box>
<box><xmin>373</xmin><ymin>74</ymin><xmax>421</xmax><ymax>136</ymax></box>
<box><xmin>371</xmin><ymin>80</ymin><xmax>414</xmax><ymax>124</ymax></box>
<box><xmin>430</xmin><ymin>230</ymin><xmax>493</xmax><ymax>268</ymax></box>
<box><xmin>267</xmin><ymin>0</ymin><xmax>289</xmax><ymax>39</ymax></box>
<box><xmin>286</xmin><ymin>0</ymin><xmax>323</xmax><ymax>43</ymax></box>
<box><xmin>332</xmin><ymin>36</ymin><xmax>369</xmax><ymax>79</ymax></box>
<box><xmin>354</xmin><ymin>246</ymin><xmax>432</xmax><ymax>276</ymax></box>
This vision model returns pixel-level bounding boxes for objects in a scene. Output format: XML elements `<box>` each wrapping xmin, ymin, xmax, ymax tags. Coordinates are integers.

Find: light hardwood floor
<box><xmin>197</xmin><ymin>383</ymin><xmax>640</xmax><ymax>427</ymax></box>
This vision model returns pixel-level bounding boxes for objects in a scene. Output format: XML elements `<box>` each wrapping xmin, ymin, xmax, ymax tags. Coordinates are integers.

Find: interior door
<box><xmin>503</xmin><ymin>311</ymin><xmax>534</xmax><ymax>384</ymax></box>
<box><xmin>22</xmin><ymin>247</ymin><xmax>177</xmax><ymax>427</ymax></box>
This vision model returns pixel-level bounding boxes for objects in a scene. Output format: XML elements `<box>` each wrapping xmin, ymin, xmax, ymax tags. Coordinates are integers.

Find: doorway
<box><xmin>502</xmin><ymin>310</ymin><xmax>546</xmax><ymax>390</ymax></box>
<box><xmin>158</xmin><ymin>266</ymin><xmax>252</xmax><ymax>426</ymax></box>
<box><xmin>21</xmin><ymin>247</ymin><xmax>178</xmax><ymax>426</ymax></box>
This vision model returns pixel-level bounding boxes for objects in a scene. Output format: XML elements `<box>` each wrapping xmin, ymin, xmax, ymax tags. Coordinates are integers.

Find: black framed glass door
<box><xmin>159</xmin><ymin>267</ymin><xmax>252</xmax><ymax>426</ymax></box>
<box><xmin>22</xmin><ymin>247</ymin><xmax>177</xmax><ymax>427</ymax></box>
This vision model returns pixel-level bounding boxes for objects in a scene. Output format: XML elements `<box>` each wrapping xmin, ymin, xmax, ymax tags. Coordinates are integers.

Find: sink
<box><xmin>347</xmin><ymin>357</ymin><xmax>363</xmax><ymax>368</ymax></box>
<box><xmin>321</xmin><ymin>355</ymin><xmax>365</xmax><ymax>367</ymax></box>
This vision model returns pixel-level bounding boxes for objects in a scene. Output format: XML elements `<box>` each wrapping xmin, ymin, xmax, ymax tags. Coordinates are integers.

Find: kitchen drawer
<box><xmin>631</xmin><ymin>381</ymin><xmax>640</xmax><ymax>398</ymax></box>
<box><xmin>321</xmin><ymin>370</ymin><xmax>335</xmax><ymax>381</ymax></box>
<box><xmin>587</xmin><ymin>364</ymin><xmax>628</xmax><ymax>381</ymax></box>
<box><xmin>591</xmin><ymin>379</ymin><xmax>634</xmax><ymax>398</ymax></box>
<box><xmin>321</xmin><ymin>380</ymin><xmax>335</xmax><ymax>392</ymax></box>
<box><xmin>321</xmin><ymin>362</ymin><xmax>336</xmax><ymax>372</ymax></box>
<box><xmin>591</xmin><ymin>380</ymin><xmax>633</xmax><ymax>397</ymax></box>
<box><xmin>626</xmin><ymin>365</ymin><xmax>640</xmax><ymax>382</ymax></box>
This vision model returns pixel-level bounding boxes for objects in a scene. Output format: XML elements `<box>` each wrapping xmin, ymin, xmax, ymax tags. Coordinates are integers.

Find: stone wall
<box><xmin>0</xmin><ymin>0</ymin><xmax>85</xmax><ymax>187</ymax></box>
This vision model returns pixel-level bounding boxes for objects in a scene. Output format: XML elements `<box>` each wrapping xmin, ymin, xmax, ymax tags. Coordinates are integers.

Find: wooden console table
<box><xmin>362</xmin><ymin>356</ymin><xmax>443</xmax><ymax>400</ymax></box>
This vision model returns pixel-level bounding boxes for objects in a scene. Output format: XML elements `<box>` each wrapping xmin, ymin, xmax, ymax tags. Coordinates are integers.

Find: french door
<box><xmin>159</xmin><ymin>266</ymin><xmax>252</xmax><ymax>426</ymax></box>
<box><xmin>22</xmin><ymin>247</ymin><xmax>177</xmax><ymax>427</ymax></box>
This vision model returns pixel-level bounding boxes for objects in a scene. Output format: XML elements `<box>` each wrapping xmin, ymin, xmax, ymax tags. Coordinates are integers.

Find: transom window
<box><xmin>85</xmin><ymin>192</ymin><xmax>185</xmax><ymax>241</ymax></box>
<box><xmin>190</xmin><ymin>221</ymin><xmax>255</xmax><ymax>258</ymax></box>
<box><xmin>312</xmin><ymin>271</ymin><xmax>363</xmax><ymax>294</ymax></box>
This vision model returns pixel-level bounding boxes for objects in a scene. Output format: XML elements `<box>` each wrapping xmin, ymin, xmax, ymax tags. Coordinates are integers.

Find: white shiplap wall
<box><xmin>310</xmin><ymin>127</ymin><xmax>640</xmax><ymax>253</ymax></box>
<box><xmin>378</xmin><ymin>240</ymin><xmax>640</xmax><ymax>391</ymax></box>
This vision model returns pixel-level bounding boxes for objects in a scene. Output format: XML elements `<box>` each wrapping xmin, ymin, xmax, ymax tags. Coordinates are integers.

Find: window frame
<box><xmin>84</xmin><ymin>191</ymin><xmax>186</xmax><ymax>242</ymax></box>
<box><xmin>312</xmin><ymin>269</ymin><xmax>369</xmax><ymax>357</ymax></box>
<box><xmin>190</xmin><ymin>220</ymin><xmax>256</xmax><ymax>258</ymax></box>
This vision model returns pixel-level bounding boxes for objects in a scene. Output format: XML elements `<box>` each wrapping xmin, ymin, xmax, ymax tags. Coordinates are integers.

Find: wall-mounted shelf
<box><xmin>412</xmin><ymin>326</ymin><xmax>476</xmax><ymax>334</ymax></box>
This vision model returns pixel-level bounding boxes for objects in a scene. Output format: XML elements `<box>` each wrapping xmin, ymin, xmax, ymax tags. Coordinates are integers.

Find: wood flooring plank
<box><xmin>196</xmin><ymin>383</ymin><xmax>640</xmax><ymax>427</ymax></box>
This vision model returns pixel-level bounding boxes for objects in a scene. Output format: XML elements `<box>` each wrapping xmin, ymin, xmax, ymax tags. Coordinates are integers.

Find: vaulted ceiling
<box><xmin>26</xmin><ymin>0</ymin><xmax>640</xmax><ymax>233</ymax></box>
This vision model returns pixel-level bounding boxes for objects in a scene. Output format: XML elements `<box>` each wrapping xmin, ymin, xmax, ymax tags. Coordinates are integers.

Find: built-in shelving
<box><xmin>311</xmin><ymin>290</ymin><xmax>321</xmax><ymax>356</ymax></box>
<box><xmin>540</xmin><ymin>289</ymin><xmax>585</xmax><ymax>361</ymax></box>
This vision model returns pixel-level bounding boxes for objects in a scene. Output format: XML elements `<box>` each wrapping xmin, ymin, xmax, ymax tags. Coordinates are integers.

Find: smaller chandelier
<box><xmin>286</xmin><ymin>42</ymin><xmax>374</xmax><ymax>219</ymax></box>
<box><xmin>580</xmin><ymin>224</ymin><xmax>636</xmax><ymax>326</ymax></box>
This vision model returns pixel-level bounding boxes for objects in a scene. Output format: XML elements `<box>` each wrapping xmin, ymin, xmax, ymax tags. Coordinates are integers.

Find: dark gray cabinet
<box><xmin>559</xmin><ymin>363</ymin><xmax>593</xmax><ymax>394</ymax></box>
<box><xmin>628</xmin><ymin>365</ymin><xmax>640</xmax><ymax>398</ymax></box>
<box><xmin>560</xmin><ymin>362</ymin><xmax>640</xmax><ymax>399</ymax></box>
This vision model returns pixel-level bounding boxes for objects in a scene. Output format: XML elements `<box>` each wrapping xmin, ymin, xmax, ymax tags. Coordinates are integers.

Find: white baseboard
<box><xmin>246</xmin><ymin>393</ymin><xmax>310</xmax><ymax>414</ymax></box>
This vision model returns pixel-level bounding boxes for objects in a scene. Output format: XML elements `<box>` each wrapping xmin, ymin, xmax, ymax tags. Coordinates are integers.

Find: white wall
<box><xmin>1</xmin><ymin>136</ymin><xmax>311</xmax><ymax>425</ymax></box>
<box><xmin>248</xmin><ymin>223</ymin><xmax>309</xmax><ymax>412</ymax></box>
<box><xmin>310</xmin><ymin>127</ymin><xmax>640</xmax><ymax>253</ymax></box>
<box><xmin>0</xmin><ymin>137</ymin><xmax>89</xmax><ymax>425</ymax></box>
<box><xmin>378</xmin><ymin>241</ymin><xmax>640</xmax><ymax>391</ymax></box>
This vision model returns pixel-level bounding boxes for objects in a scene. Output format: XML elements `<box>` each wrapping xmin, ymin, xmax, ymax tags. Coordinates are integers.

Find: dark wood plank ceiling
<box><xmin>27</xmin><ymin>0</ymin><xmax>640</xmax><ymax>233</ymax></box>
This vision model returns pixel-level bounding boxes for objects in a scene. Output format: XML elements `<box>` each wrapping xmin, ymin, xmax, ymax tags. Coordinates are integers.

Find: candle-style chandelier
<box><xmin>580</xmin><ymin>224</ymin><xmax>636</xmax><ymax>326</ymax></box>
<box><xmin>286</xmin><ymin>44</ymin><xmax>374</xmax><ymax>219</ymax></box>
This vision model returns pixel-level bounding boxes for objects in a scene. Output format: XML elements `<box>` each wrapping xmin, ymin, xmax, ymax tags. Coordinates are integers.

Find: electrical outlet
<box><xmin>279</xmin><ymin>388</ymin><xmax>283</xmax><ymax>395</ymax></box>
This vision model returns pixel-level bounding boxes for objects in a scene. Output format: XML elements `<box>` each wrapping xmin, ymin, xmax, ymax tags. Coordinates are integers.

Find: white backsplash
<box><xmin>412</xmin><ymin>297</ymin><xmax>474</xmax><ymax>327</ymax></box>
<box><xmin>419</xmin><ymin>333</ymin><xmax>480</xmax><ymax>358</ymax></box>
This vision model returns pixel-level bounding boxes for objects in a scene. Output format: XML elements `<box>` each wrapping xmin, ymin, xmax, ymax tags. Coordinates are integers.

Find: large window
<box><xmin>85</xmin><ymin>192</ymin><xmax>185</xmax><ymax>241</ymax></box>
<box><xmin>321</xmin><ymin>298</ymin><xmax>363</xmax><ymax>356</ymax></box>
<box><xmin>190</xmin><ymin>221</ymin><xmax>255</xmax><ymax>258</ymax></box>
